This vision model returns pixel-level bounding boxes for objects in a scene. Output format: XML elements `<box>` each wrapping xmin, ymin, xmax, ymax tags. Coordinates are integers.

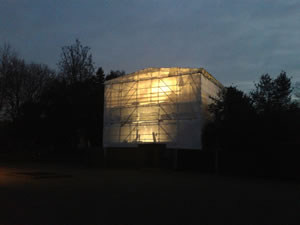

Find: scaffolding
<box><xmin>103</xmin><ymin>67</ymin><xmax>223</xmax><ymax>149</ymax></box>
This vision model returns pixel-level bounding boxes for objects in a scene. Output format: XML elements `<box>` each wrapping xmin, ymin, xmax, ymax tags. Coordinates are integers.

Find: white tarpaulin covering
<box><xmin>103</xmin><ymin>67</ymin><xmax>222</xmax><ymax>149</ymax></box>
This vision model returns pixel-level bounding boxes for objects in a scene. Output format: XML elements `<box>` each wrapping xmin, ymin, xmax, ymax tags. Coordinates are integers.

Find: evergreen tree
<box><xmin>250</xmin><ymin>71</ymin><xmax>293</xmax><ymax>114</ymax></box>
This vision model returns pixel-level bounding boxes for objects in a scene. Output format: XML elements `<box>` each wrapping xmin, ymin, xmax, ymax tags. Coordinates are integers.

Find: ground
<box><xmin>0</xmin><ymin>163</ymin><xmax>300</xmax><ymax>225</ymax></box>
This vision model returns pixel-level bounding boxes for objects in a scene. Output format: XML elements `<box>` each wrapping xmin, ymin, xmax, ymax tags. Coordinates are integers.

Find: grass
<box><xmin>0</xmin><ymin>163</ymin><xmax>300</xmax><ymax>225</ymax></box>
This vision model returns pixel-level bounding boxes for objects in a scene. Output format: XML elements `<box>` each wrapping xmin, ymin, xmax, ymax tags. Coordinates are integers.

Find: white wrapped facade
<box><xmin>103</xmin><ymin>67</ymin><xmax>222</xmax><ymax>149</ymax></box>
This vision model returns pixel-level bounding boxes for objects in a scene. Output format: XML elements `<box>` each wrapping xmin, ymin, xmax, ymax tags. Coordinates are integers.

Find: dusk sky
<box><xmin>1</xmin><ymin>0</ymin><xmax>300</xmax><ymax>91</ymax></box>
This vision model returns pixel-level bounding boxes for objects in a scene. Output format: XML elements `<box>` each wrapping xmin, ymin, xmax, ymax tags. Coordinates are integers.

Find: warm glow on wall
<box><xmin>103</xmin><ymin>68</ymin><xmax>222</xmax><ymax>149</ymax></box>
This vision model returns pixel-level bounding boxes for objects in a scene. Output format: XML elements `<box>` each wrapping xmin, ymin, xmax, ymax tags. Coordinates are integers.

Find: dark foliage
<box><xmin>204</xmin><ymin>86</ymin><xmax>256</xmax><ymax>151</ymax></box>
<box><xmin>250</xmin><ymin>72</ymin><xmax>293</xmax><ymax>114</ymax></box>
<box><xmin>294</xmin><ymin>81</ymin><xmax>300</xmax><ymax>105</ymax></box>
<box><xmin>105</xmin><ymin>70</ymin><xmax>125</xmax><ymax>81</ymax></box>
<box><xmin>0</xmin><ymin>41</ymin><xmax>109</xmax><ymax>155</ymax></box>
<box><xmin>58</xmin><ymin>39</ymin><xmax>95</xmax><ymax>85</ymax></box>
<box><xmin>1</xmin><ymin>41</ymin><xmax>300</xmax><ymax>179</ymax></box>
<box><xmin>204</xmin><ymin>72</ymin><xmax>300</xmax><ymax>178</ymax></box>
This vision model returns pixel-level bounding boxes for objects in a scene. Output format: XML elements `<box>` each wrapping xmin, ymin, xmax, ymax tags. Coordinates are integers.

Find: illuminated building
<box><xmin>103</xmin><ymin>67</ymin><xmax>222</xmax><ymax>150</ymax></box>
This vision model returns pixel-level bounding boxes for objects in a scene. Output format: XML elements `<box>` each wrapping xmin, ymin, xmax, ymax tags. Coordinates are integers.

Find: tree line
<box><xmin>203</xmin><ymin>72</ymin><xmax>300</xmax><ymax>177</ymax></box>
<box><xmin>1</xmin><ymin>39</ymin><xmax>300</xmax><ymax>177</ymax></box>
<box><xmin>0</xmin><ymin>40</ymin><xmax>124</xmax><ymax>154</ymax></box>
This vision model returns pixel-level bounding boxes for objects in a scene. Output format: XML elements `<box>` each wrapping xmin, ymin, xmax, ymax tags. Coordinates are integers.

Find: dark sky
<box><xmin>1</xmin><ymin>0</ymin><xmax>300</xmax><ymax>91</ymax></box>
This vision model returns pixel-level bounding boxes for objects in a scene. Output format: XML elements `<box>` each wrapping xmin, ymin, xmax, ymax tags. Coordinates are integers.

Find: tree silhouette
<box><xmin>295</xmin><ymin>82</ymin><xmax>300</xmax><ymax>105</ymax></box>
<box><xmin>0</xmin><ymin>44</ymin><xmax>53</xmax><ymax>122</ymax></box>
<box><xmin>205</xmin><ymin>86</ymin><xmax>255</xmax><ymax>151</ymax></box>
<box><xmin>105</xmin><ymin>70</ymin><xmax>125</xmax><ymax>81</ymax></box>
<box><xmin>209</xmin><ymin>86</ymin><xmax>253</xmax><ymax>124</ymax></box>
<box><xmin>96</xmin><ymin>67</ymin><xmax>105</xmax><ymax>85</ymax></box>
<box><xmin>273</xmin><ymin>71</ymin><xmax>293</xmax><ymax>109</ymax></box>
<box><xmin>58</xmin><ymin>39</ymin><xmax>95</xmax><ymax>85</ymax></box>
<box><xmin>251</xmin><ymin>71</ymin><xmax>293</xmax><ymax>114</ymax></box>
